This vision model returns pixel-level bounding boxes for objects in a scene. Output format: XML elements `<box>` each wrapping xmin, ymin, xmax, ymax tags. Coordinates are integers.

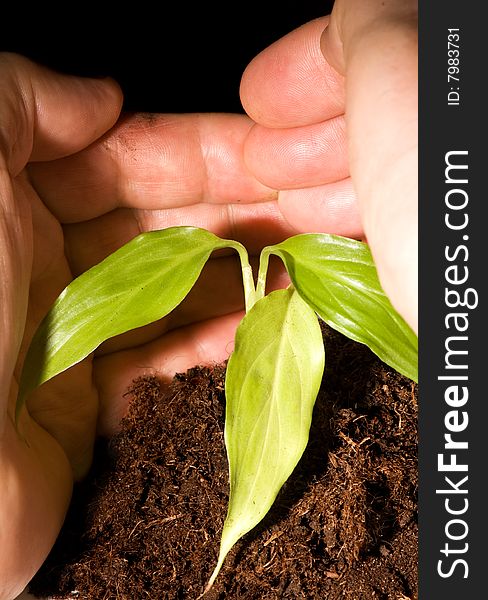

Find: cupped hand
<box><xmin>0</xmin><ymin>6</ymin><xmax>416</xmax><ymax>590</ymax></box>
<box><xmin>0</xmin><ymin>55</ymin><xmax>308</xmax><ymax>599</ymax></box>
<box><xmin>240</xmin><ymin>0</ymin><xmax>418</xmax><ymax>333</ymax></box>
<box><xmin>0</xmin><ymin>54</ymin><xmax>284</xmax><ymax>598</ymax></box>
<box><xmin>0</xmin><ymin>54</ymin><xmax>121</xmax><ymax>599</ymax></box>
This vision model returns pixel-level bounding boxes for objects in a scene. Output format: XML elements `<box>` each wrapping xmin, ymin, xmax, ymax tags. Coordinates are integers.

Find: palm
<box><xmin>8</xmin><ymin>104</ymin><xmax>354</xmax><ymax>426</ymax></box>
<box><xmin>2</xmin><ymin>108</ymin><xmax>299</xmax><ymax>598</ymax></box>
<box><xmin>14</xmin><ymin>174</ymin><xmax>98</xmax><ymax>480</ymax></box>
<box><xmin>23</xmin><ymin>112</ymin><xmax>301</xmax><ymax>465</ymax></box>
<box><xmin>1</xmin><ymin>35</ymin><xmax>361</xmax><ymax>594</ymax></box>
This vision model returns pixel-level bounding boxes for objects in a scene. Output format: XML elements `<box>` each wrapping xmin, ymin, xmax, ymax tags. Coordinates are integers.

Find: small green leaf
<box><xmin>262</xmin><ymin>234</ymin><xmax>418</xmax><ymax>382</ymax></box>
<box><xmin>17</xmin><ymin>227</ymin><xmax>240</xmax><ymax>418</ymax></box>
<box><xmin>206</xmin><ymin>287</ymin><xmax>325</xmax><ymax>590</ymax></box>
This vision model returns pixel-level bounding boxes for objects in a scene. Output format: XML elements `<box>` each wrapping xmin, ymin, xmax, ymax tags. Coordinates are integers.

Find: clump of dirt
<box><xmin>29</xmin><ymin>323</ymin><xmax>418</xmax><ymax>599</ymax></box>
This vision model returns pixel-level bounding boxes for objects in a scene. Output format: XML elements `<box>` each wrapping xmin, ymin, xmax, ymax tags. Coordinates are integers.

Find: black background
<box><xmin>1</xmin><ymin>2</ymin><xmax>334</xmax><ymax>113</ymax></box>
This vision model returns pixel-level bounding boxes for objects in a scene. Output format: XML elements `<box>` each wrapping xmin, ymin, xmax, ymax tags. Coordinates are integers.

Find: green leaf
<box><xmin>206</xmin><ymin>287</ymin><xmax>325</xmax><ymax>590</ymax></box>
<box><xmin>261</xmin><ymin>234</ymin><xmax>418</xmax><ymax>382</ymax></box>
<box><xmin>17</xmin><ymin>227</ymin><xmax>240</xmax><ymax>419</ymax></box>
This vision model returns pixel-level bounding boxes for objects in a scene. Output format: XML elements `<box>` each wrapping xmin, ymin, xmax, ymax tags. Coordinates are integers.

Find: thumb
<box><xmin>320</xmin><ymin>0</ymin><xmax>418</xmax><ymax>72</ymax></box>
<box><xmin>0</xmin><ymin>53</ymin><xmax>123</xmax><ymax>175</ymax></box>
<box><xmin>319</xmin><ymin>1</ymin><xmax>418</xmax><ymax>333</ymax></box>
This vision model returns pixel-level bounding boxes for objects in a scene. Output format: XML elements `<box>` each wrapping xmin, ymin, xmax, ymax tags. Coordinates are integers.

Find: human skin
<box><xmin>240</xmin><ymin>0</ymin><xmax>418</xmax><ymax>333</ymax></box>
<box><xmin>0</xmin><ymin>2</ymin><xmax>417</xmax><ymax>595</ymax></box>
<box><xmin>0</xmin><ymin>53</ymin><xmax>343</xmax><ymax>598</ymax></box>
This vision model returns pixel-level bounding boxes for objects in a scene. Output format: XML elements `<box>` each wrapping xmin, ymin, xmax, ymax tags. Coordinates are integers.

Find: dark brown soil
<box><xmin>29</xmin><ymin>323</ymin><xmax>418</xmax><ymax>599</ymax></box>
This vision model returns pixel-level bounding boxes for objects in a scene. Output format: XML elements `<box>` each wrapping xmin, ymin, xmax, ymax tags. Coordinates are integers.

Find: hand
<box><xmin>0</xmin><ymin>55</ymin><xmax>296</xmax><ymax>599</ymax></box>
<box><xmin>240</xmin><ymin>0</ymin><xmax>418</xmax><ymax>333</ymax></box>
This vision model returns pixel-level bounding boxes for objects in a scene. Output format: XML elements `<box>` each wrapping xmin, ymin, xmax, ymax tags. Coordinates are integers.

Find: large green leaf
<box><xmin>17</xmin><ymin>227</ymin><xmax>240</xmax><ymax>418</ymax></box>
<box><xmin>206</xmin><ymin>287</ymin><xmax>325</xmax><ymax>590</ymax></box>
<box><xmin>261</xmin><ymin>234</ymin><xmax>418</xmax><ymax>382</ymax></box>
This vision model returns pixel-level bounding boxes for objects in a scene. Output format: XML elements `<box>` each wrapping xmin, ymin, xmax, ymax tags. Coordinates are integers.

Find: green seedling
<box><xmin>17</xmin><ymin>226</ymin><xmax>418</xmax><ymax>592</ymax></box>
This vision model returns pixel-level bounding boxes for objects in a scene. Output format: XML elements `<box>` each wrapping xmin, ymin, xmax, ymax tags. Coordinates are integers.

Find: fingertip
<box><xmin>88</xmin><ymin>75</ymin><xmax>124</xmax><ymax>120</ymax></box>
<box><xmin>0</xmin><ymin>53</ymin><xmax>124</xmax><ymax>170</ymax></box>
<box><xmin>240</xmin><ymin>17</ymin><xmax>344</xmax><ymax>128</ymax></box>
<box><xmin>29</xmin><ymin>70</ymin><xmax>124</xmax><ymax>162</ymax></box>
<box><xmin>277</xmin><ymin>179</ymin><xmax>362</xmax><ymax>238</ymax></box>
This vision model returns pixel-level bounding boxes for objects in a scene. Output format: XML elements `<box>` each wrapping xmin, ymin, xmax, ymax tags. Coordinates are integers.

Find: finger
<box><xmin>1</xmin><ymin>53</ymin><xmax>121</xmax><ymax>418</ymax></box>
<box><xmin>27</xmin><ymin>113</ymin><xmax>277</xmax><ymax>224</ymax></box>
<box><xmin>277</xmin><ymin>178</ymin><xmax>363</xmax><ymax>238</ymax></box>
<box><xmin>0</xmin><ymin>53</ymin><xmax>122</xmax><ymax>175</ymax></box>
<box><xmin>321</xmin><ymin>0</ymin><xmax>418</xmax><ymax>331</ymax></box>
<box><xmin>243</xmin><ymin>116</ymin><xmax>348</xmax><ymax>190</ymax></box>
<box><xmin>240</xmin><ymin>17</ymin><xmax>344</xmax><ymax>128</ymax></box>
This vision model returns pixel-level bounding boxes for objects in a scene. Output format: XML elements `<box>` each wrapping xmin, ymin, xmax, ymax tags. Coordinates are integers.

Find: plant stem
<box><xmin>255</xmin><ymin>247</ymin><xmax>271</xmax><ymax>302</ymax></box>
<box><xmin>227</xmin><ymin>241</ymin><xmax>256</xmax><ymax>312</ymax></box>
